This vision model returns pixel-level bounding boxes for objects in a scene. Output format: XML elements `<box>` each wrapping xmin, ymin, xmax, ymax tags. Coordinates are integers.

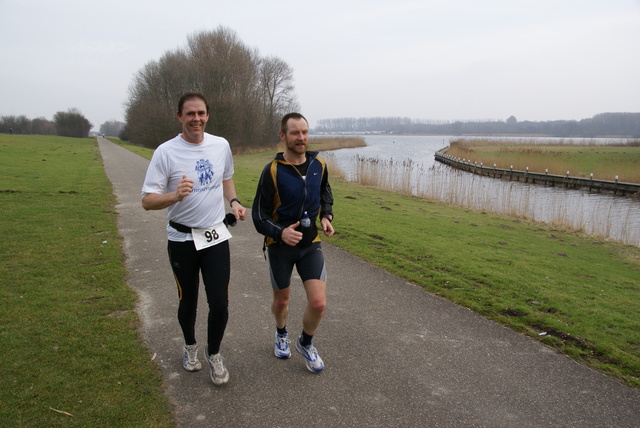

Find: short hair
<box><xmin>178</xmin><ymin>92</ymin><xmax>210</xmax><ymax>115</ymax></box>
<box><xmin>280</xmin><ymin>112</ymin><xmax>308</xmax><ymax>134</ymax></box>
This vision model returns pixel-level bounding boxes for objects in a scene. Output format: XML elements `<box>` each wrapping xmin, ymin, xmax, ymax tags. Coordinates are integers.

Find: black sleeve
<box><xmin>319</xmin><ymin>164</ymin><xmax>334</xmax><ymax>220</ymax></box>
<box><xmin>252</xmin><ymin>162</ymin><xmax>283</xmax><ymax>242</ymax></box>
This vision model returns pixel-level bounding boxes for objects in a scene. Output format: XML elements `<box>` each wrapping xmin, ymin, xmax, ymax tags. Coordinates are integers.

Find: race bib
<box><xmin>191</xmin><ymin>222</ymin><xmax>232</xmax><ymax>251</ymax></box>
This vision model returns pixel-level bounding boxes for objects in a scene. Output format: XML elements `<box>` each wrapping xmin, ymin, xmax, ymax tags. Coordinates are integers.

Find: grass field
<box><xmin>1</xmin><ymin>134</ymin><xmax>638</xmax><ymax>426</ymax></box>
<box><xmin>0</xmin><ymin>135</ymin><xmax>173</xmax><ymax>427</ymax></box>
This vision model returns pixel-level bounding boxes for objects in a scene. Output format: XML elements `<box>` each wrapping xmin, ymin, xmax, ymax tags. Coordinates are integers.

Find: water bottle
<box><xmin>300</xmin><ymin>211</ymin><xmax>310</xmax><ymax>228</ymax></box>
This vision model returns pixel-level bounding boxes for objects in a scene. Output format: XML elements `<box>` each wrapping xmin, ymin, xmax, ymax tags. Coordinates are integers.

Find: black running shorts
<box><xmin>267</xmin><ymin>242</ymin><xmax>327</xmax><ymax>290</ymax></box>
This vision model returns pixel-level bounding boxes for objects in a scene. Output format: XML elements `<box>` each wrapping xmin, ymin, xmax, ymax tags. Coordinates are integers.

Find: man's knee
<box><xmin>273</xmin><ymin>289</ymin><xmax>290</xmax><ymax>308</ymax></box>
<box><xmin>208</xmin><ymin>299</ymin><xmax>229</xmax><ymax>313</ymax></box>
<box><xmin>307</xmin><ymin>296</ymin><xmax>326</xmax><ymax>314</ymax></box>
<box><xmin>304</xmin><ymin>280</ymin><xmax>326</xmax><ymax>313</ymax></box>
<box><xmin>273</xmin><ymin>297</ymin><xmax>289</xmax><ymax>311</ymax></box>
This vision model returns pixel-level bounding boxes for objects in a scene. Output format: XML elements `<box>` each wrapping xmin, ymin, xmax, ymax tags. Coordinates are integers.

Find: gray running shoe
<box><xmin>182</xmin><ymin>344</ymin><xmax>202</xmax><ymax>372</ymax></box>
<box><xmin>295</xmin><ymin>336</ymin><xmax>324</xmax><ymax>373</ymax></box>
<box><xmin>205</xmin><ymin>352</ymin><xmax>229</xmax><ymax>385</ymax></box>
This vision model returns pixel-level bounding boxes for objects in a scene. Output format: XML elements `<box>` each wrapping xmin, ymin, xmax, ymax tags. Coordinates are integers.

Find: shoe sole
<box><xmin>274</xmin><ymin>345</ymin><xmax>291</xmax><ymax>359</ymax></box>
<box><xmin>210</xmin><ymin>370</ymin><xmax>229</xmax><ymax>385</ymax></box>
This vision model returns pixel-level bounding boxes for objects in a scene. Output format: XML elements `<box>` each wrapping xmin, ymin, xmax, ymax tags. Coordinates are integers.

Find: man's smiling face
<box><xmin>178</xmin><ymin>99</ymin><xmax>209</xmax><ymax>144</ymax></box>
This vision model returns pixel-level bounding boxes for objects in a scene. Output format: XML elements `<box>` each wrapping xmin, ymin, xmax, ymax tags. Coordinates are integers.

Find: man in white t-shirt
<box><xmin>141</xmin><ymin>92</ymin><xmax>247</xmax><ymax>385</ymax></box>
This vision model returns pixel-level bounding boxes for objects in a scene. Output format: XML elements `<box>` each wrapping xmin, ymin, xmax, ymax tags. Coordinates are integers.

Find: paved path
<box><xmin>98</xmin><ymin>137</ymin><xmax>639</xmax><ymax>427</ymax></box>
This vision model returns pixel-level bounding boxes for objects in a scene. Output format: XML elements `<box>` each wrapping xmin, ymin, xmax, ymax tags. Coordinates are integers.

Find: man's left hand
<box><xmin>321</xmin><ymin>218</ymin><xmax>334</xmax><ymax>237</ymax></box>
<box><xmin>232</xmin><ymin>205</ymin><xmax>247</xmax><ymax>221</ymax></box>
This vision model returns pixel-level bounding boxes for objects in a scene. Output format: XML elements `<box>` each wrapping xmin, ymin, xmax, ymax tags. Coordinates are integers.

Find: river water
<box><xmin>322</xmin><ymin>135</ymin><xmax>640</xmax><ymax>247</ymax></box>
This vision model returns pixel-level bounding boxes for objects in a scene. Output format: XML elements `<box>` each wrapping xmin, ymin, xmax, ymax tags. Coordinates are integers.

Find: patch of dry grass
<box><xmin>446</xmin><ymin>138</ymin><xmax>640</xmax><ymax>183</ymax></box>
<box><xmin>309</xmin><ymin>136</ymin><xmax>366</xmax><ymax>151</ymax></box>
<box><xmin>276</xmin><ymin>136</ymin><xmax>366</xmax><ymax>152</ymax></box>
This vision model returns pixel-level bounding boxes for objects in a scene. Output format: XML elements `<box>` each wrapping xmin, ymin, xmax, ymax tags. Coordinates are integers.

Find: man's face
<box><xmin>177</xmin><ymin>98</ymin><xmax>209</xmax><ymax>143</ymax></box>
<box><xmin>280</xmin><ymin>118</ymin><xmax>309</xmax><ymax>155</ymax></box>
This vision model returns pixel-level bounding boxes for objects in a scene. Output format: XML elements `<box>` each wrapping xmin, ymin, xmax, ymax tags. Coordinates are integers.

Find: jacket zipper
<box><xmin>286</xmin><ymin>156</ymin><xmax>314</xmax><ymax>220</ymax></box>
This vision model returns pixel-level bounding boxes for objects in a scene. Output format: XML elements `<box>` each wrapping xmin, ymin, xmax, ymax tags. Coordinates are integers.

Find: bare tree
<box><xmin>186</xmin><ymin>27</ymin><xmax>263</xmax><ymax>148</ymax></box>
<box><xmin>260</xmin><ymin>56</ymin><xmax>299</xmax><ymax>136</ymax></box>
<box><xmin>1</xmin><ymin>115</ymin><xmax>30</xmax><ymax>134</ymax></box>
<box><xmin>99</xmin><ymin>120</ymin><xmax>125</xmax><ymax>137</ymax></box>
<box><xmin>124</xmin><ymin>50</ymin><xmax>191</xmax><ymax>147</ymax></box>
<box><xmin>1</xmin><ymin>115</ymin><xmax>56</xmax><ymax>135</ymax></box>
<box><xmin>53</xmin><ymin>108</ymin><xmax>92</xmax><ymax>138</ymax></box>
<box><xmin>123</xmin><ymin>26</ymin><xmax>299</xmax><ymax>150</ymax></box>
<box><xmin>32</xmin><ymin>117</ymin><xmax>56</xmax><ymax>135</ymax></box>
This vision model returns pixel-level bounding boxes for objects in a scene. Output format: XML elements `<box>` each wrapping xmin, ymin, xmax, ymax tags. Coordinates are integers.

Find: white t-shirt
<box><xmin>141</xmin><ymin>133</ymin><xmax>234</xmax><ymax>241</ymax></box>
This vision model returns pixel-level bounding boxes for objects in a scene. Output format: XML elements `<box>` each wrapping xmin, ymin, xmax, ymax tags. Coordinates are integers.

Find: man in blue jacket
<box><xmin>252</xmin><ymin>112</ymin><xmax>334</xmax><ymax>373</ymax></box>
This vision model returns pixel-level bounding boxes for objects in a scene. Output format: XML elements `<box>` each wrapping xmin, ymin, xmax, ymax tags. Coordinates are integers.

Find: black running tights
<box><xmin>167</xmin><ymin>240</ymin><xmax>230</xmax><ymax>356</ymax></box>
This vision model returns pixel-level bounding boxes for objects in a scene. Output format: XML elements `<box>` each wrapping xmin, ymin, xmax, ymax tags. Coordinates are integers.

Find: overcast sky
<box><xmin>1</xmin><ymin>0</ymin><xmax>638</xmax><ymax>130</ymax></box>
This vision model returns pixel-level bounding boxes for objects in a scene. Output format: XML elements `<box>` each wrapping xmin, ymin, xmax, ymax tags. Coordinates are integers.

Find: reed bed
<box><xmin>276</xmin><ymin>136</ymin><xmax>366</xmax><ymax>153</ymax></box>
<box><xmin>321</xmin><ymin>151</ymin><xmax>640</xmax><ymax>246</ymax></box>
<box><xmin>446</xmin><ymin>138</ymin><xmax>640</xmax><ymax>183</ymax></box>
<box><xmin>310</xmin><ymin>136</ymin><xmax>367</xmax><ymax>150</ymax></box>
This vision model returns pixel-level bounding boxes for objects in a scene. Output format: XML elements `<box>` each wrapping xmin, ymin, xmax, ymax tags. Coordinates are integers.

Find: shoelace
<box><xmin>276</xmin><ymin>335</ymin><xmax>290</xmax><ymax>349</ymax></box>
<box><xmin>210</xmin><ymin>355</ymin><xmax>225</xmax><ymax>375</ymax></box>
<box><xmin>302</xmin><ymin>344</ymin><xmax>318</xmax><ymax>361</ymax></box>
<box><xmin>185</xmin><ymin>345</ymin><xmax>198</xmax><ymax>364</ymax></box>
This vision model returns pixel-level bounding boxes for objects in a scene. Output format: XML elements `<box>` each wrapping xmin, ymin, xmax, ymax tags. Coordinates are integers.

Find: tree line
<box><xmin>123</xmin><ymin>26</ymin><xmax>298</xmax><ymax>151</ymax></box>
<box><xmin>314</xmin><ymin>113</ymin><xmax>640</xmax><ymax>138</ymax></box>
<box><xmin>99</xmin><ymin>120</ymin><xmax>125</xmax><ymax>138</ymax></box>
<box><xmin>0</xmin><ymin>108</ymin><xmax>92</xmax><ymax>138</ymax></box>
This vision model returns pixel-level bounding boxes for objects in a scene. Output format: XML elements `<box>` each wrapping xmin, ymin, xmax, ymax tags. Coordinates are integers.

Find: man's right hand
<box><xmin>142</xmin><ymin>175</ymin><xmax>194</xmax><ymax>211</ymax></box>
<box><xmin>281</xmin><ymin>221</ymin><xmax>302</xmax><ymax>246</ymax></box>
<box><xmin>175</xmin><ymin>175</ymin><xmax>194</xmax><ymax>202</ymax></box>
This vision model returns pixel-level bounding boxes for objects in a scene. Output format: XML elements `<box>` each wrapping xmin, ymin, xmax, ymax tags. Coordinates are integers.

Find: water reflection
<box><xmin>323</xmin><ymin>135</ymin><xmax>640</xmax><ymax>246</ymax></box>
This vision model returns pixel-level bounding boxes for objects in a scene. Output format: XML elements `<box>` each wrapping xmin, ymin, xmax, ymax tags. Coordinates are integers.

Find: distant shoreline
<box><xmin>312</xmin><ymin>132</ymin><xmax>637</xmax><ymax>139</ymax></box>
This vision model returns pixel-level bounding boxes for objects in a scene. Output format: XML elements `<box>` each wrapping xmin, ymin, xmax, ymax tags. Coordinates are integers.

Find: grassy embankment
<box><xmin>0</xmin><ymin>135</ymin><xmax>173</xmax><ymax>427</ymax></box>
<box><xmin>446</xmin><ymin>138</ymin><xmax>640</xmax><ymax>183</ymax></box>
<box><xmin>1</xmin><ymin>134</ymin><xmax>637</xmax><ymax>427</ymax></box>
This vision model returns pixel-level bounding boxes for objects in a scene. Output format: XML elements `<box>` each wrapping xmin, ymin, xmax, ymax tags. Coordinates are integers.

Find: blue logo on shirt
<box><xmin>195</xmin><ymin>159</ymin><xmax>214</xmax><ymax>186</ymax></box>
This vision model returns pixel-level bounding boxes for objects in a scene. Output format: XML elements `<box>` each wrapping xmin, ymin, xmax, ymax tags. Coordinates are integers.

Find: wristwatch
<box><xmin>324</xmin><ymin>214</ymin><xmax>333</xmax><ymax>222</ymax></box>
<box><xmin>229</xmin><ymin>198</ymin><xmax>241</xmax><ymax>207</ymax></box>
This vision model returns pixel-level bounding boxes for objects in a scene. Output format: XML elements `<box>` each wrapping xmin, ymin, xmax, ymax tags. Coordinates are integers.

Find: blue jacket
<box><xmin>252</xmin><ymin>151</ymin><xmax>333</xmax><ymax>246</ymax></box>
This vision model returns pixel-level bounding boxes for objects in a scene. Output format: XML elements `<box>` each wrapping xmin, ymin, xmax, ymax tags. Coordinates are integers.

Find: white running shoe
<box><xmin>182</xmin><ymin>344</ymin><xmax>202</xmax><ymax>372</ymax></box>
<box><xmin>274</xmin><ymin>331</ymin><xmax>291</xmax><ymax>359</ymax></box>
<box><xmin>205</xmin><ymin>352</ymin><xmax>229</xmax><ymax>385</ymax></box>
<box><xmin>295</xmin><ymin>336</ymin><xmax>324</xmax><ymax>373</ymax></box>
